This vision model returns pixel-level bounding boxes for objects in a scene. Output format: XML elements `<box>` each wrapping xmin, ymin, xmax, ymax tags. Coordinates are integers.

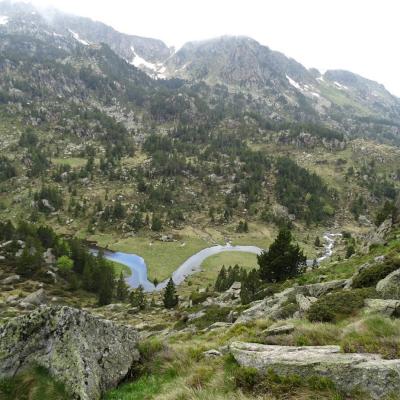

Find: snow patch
<box><xmin>286</xmin><ymin>75</ymin><xmax>301</xmax><ymax>90</ymax></box>
<box><xmin>130</xmin><ymin>46</ymin><xmax>158</xmax><ymax>71</ymax></box>
<box><xmin>334</xmin><ymin>81</ymin><xmax>348</xmax><ymax>90</ymax></box>
<box><xmin>130</xmin><ymin>46</ymin><xmax>167</xmax><ymax>79</ymax></box>
<box><xmin>0</xmin><ymin>16</ymin><xmax>9</xmax><ymax>25</ymax></box>
<box><xmin>68</xmin><ymin>29</ymin><xmax>90</xmax><ymax>46</ymax></box>
<box><xmin>317</xmin><ymin>76</ymin><xmax>325</xmax><ymax>82</ymax></box>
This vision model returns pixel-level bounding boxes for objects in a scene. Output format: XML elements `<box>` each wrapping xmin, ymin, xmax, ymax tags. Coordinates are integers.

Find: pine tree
<box><xmin>116</xmin><ymin>272</ymin><xmax>129</xmax><ymax>302</ymax></box>
<box><xmin>129</xmin><ymin>285</ymin><xmax>146</xmax><ymax>309</ymax></box>
<box><xmin>163</xmin><ymin>278</ymin><xmax>178</xmax><ymax>308</ymax></box>
<box><xmin>240</xmin><ymin>269</ymin><xmax>260</xmax><ymax>305</ymax></box>
<box><xmin>214</xmin><ymin>265</ymin><xmax>227</xmax><ymax>292</ymax></box>
<box><xmin>151</xmin><ymin>215</ymin><xmax>162</xmax><ymax>232</ymax></box>
<box><xmin>257</xmin><ymin>228</ymin><xmax>306</xmax><ymax>283</ymax></box>
<box><xmin>97</xmin><ymin>258</ymin><xmax>115</xmax><ymax>306</ymax></box>
<box><xmin>314</xmin><ymin>236</ymin><xmax>321</xmax><ymax>247</ymax></box>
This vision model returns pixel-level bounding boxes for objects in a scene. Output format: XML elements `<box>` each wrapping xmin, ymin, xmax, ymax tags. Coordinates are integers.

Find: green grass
<box><xmin>109</xmin><ymin>260</ymin><xmax>132</xmax><ymax>277</ymax></box>
<box><xmin>104</xmin><ymin>373</ymin><xmax>174</xmax><ymax>400</ymax></box>
<box><xmin>201</xmin><ymin>251</ymin><xmax>257</xmax><ymax>271</ymax></box>
<box><xmin>86</xmin><ymin>234</ymin><xmax>209</xmax><ymax>281</ymax></box>
<box><xmin>0</xmin><ymin>365</ymin><xmax>69</xmax><ymax>400</ymax></box>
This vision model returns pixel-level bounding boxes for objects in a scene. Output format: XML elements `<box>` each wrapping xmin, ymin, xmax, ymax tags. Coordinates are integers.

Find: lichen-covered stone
<box><xmin>376</xmin><ymin>269</ymin><xmax>400</xmax><ymax>299</ymax></box>
<box><xmin>230</xmin><ymin>342</ymin><xmax>400</xmax><ymax>399</ymax></box>
<box><xmin>0</xmin><ymin>306</ymin><xmax>139</xmax><ymax>400</ymax></box>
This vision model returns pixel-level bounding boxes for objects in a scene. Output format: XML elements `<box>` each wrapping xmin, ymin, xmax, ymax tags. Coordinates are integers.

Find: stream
<box><xmin>98</xmin><ymin>232</ymin><xmax>341</xmax><ymax>292</ymax></box>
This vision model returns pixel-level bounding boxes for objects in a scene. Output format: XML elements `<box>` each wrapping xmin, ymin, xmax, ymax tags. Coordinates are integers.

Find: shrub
<box><xmin>276</xmin><ymin>301</ymin><xmax>299</xmax><ymax>319</ymax></box>
<box><xmin>186</xmin><ymin>366</ymin><xmax>213</xmax><ymax>389</ymax></box>
<box><xmin>137</xmin><ymin>338</ymin><xmax>164</xmax><ymax>362</ymax></box>
<box><xmin>352</xmin><ymin>258</ymin><xmax>400</xmax><ymax>288</ymax></box>
<box><xmin>234</xmin><ymin>366</ymin><xmax>339</xmax><ymax>397</ymax></box>
<box><xmin>234</xmin><ymin>366</ymin><xmax>261</xmax><ymax>390</ymax></box>
<box><xmin>307</xmin><ymin>289</ymin><xmax>375</xmax><ymax>323</ymax></box>
<box><xmin>189</xmin><ymin>291</ymin><xmax>211</xmax><ymax>305</ymax></box>
<box><xmin>191</xmin><ymin>306</ymin><xmax>231</xmax><ymax>330</ymax></box>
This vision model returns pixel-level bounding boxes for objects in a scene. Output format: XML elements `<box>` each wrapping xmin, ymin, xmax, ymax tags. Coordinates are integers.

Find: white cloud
<box><xmin>30</xmin><ymin>0</ymin><xmax>400</xmax><ymax>96</ymax></box>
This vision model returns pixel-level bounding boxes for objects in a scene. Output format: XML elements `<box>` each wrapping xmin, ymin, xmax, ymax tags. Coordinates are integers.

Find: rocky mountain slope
<box><xmin>0</xmin><ymin>1</ymin><xmax>399</xmax><ymax>143</ymax></box>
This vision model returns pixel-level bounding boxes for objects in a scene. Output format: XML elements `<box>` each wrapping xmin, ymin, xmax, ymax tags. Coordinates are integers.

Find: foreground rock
<box><xmin>0</xmin><ymin>306</ymin><xmax>139</xmax><ymax>400</ymax></box>
<box><xmin>376</xmin><ymin>269</ymin><xmax>400</xmax><ymax>299</ymax></box>
<box><xmin>230</xmin><ymin>342</ymin><xmax>400</xmax><ymax>399</ymax></box>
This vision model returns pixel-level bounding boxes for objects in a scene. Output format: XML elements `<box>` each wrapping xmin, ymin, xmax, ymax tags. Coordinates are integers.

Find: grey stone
<box><xmin>364</xmin><ymin>298</ymin><xmax>400</xmax><ymax>317</ymax></box>
<box><xmin>230</xmin><ymin>342</ymin><xmax>400</xmax><ymax>399</ymax></box>
<box><xmin>0</xmin><ymin>306</ymin><xmax>139</xmax><ymax>400</ymax></box>
<box><xmin>21</xmin><ymin>288</ymin><xmax>46</xmax><ymax>306</ymax></box>
<box><xmin>188</xmin><ymin>310</ymin><xmax>206</xmax><ymax>322</ymax></box>
<box><xmin>296</xmin><ymin>294</ymin><xmax>317</xmax><ymax>312</ymax></box>
<box><xmin>203</xmin><ymin>349</ymin><xmax>222</xmax><ymax>358</ymax></box>
<box><xmin>206</xmin><ymin>322</ymin><xmax>232</xmax><ymax>331</ymax></box>
<box><xmin>1</xmin><ymin>274</ymin><xmax>20</xmax><ymax>285</ymax></box>
<box><xmin>264</xmin><ymin>323</ymin><xmax>295</xmax><ymax>336</ymax></box>
<box><xmin>376</xmin><ymin>269</ymin><xmax>400</xmax><ymax>300</ymax></box>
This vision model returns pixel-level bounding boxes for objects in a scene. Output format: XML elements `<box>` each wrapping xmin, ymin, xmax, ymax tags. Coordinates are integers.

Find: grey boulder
<box><xmin>376</xmin><ymin>269</ymin><xmax>400</xmax><ymax>299</ymax></box>
<box><xmin>0</xmin><ymin>306</ymin><xmax>139</xmax><ymax>400</ymax></box>
<box><xmin>364</xmin><ymin>298</ymin><xmax>400</xmax><ymax>317</ymax></box>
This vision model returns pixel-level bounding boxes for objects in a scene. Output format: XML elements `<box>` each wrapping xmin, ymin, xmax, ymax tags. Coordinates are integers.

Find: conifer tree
<box><xmin>257</xmin><ymin>228</ymin><xmax>306</xmax><ymax>283</ymax></box>
<box><xmin>129</xmin><ymin>285</ymin><xmax>146</xmax><ymax>309</ymax></box>
<box><xmin>97</xmin><ymin>257</ymin><xmax>115</xmax><ymax>306</ymax></box>
<box><xmin>116</xmin><ymin>272</ymin><xmax>129</xmax><ymax>301</ymax></box>
<box><xmin>214</xmin><ymin>265</ymin><xmax>227</xmax><ymax>292</ymax></box>
<box><xmin>163</xmin><ymin>278</ymin><xmax>178</xmax><ymax>308</ymax></box>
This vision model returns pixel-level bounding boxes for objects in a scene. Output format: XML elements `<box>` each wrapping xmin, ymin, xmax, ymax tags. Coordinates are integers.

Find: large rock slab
<box><xmin>230</xmin><ymin>342</ymin><xmax>400</xmax><ymax>399</ymax></box>
<box><xmin>0</xmin><ymin>306</ymin><xmax>139</xmax><ymax>400</ymax></box>
<box><xmin>376</xmin><ymin>269</ymin><xmax>400</xmax><ymax>300</ymax></box>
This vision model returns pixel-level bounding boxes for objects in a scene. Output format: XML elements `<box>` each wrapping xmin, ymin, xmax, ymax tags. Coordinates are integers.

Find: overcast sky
<box><xmin>31</xmin><ymin>0</ymin><xmax>400</xmax><ymax>96</ymax></box>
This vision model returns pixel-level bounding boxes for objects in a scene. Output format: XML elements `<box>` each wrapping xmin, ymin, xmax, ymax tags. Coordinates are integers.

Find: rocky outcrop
<box><xmin>364</xmin><ymin>298</ymin><xmax>400</xmax><ymax>317</ymax></box>
<box><xmin>0</xmin><ymin>306</ymin><xmax>139</xmax><ymax>400</ymax></box>
<box><xmin>236</xmin><ymin>280</ymin><xmax>346</xmax><ymax>323</ymax></box>
<box><xmin>296</xmin><ymin>294</ymin><xmax>317</xmax><ymax>313</ymax></box>
<box><xmin>376</xmin><ymin>269</ymin><xmax>400</xmax><ymax>299</ymax></box>
<box><xmin>364</xmin><ymin>218</ymin><xmax>392</xmax><ymax>249</ymax></box>
<box><xmin>19</xmin><ymin>288</ymin><xmax>47</xmax><ymax>308</ymax></box>
<box><xmin>230</xmin><ymin>342</ymin><xmax>400</xmax><ymax>399</ymax></box>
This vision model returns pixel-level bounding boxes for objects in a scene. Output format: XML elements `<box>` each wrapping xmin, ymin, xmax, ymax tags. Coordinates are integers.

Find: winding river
<box><xmin>99</xmin><ymin>232</ymin><xmax>341</xmax><ymax>292</ymax></box>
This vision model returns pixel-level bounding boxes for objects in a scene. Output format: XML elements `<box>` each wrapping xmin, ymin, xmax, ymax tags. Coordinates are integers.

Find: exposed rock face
<box><xmin>0</xmin><ymin>274</ymin><xmax>20</xmax><ymax>285</ymax></box>
<box><xmin>364</xmin><ymin>218</ymin><xmax>392</xmax><ymax>249</ymax></box>
<box><xmin>376</xmin><ymin>269</ymin><xmax>400</xmax><ymax>299</ymax></box>
<box><xmin>236</xmin><ymin>280</ymin><xmax>347</xmax><ymax>323</ymax></box>
<box><xmin>230</xmin><ymin>342</ymin><xmax>400</xmax><ymax>399</ymax></box>
<box><xmin>19</xmin><ymin>288</ymin><xmax>47</xmax><ymax>307</ymax></box>
<box><xmin>0</xmin><ymin>306</ymin><xmax>139</xmax><ymax>400</ymax></box>
<box><xmin>296</xmin><ymin>294</ymin><xmax>317</xmax><ymax>313</ymax></box>
<box><xmin>364</xmin><ymin>298</ymin><xmax>400</xmax><ymax>317</ymax></box>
